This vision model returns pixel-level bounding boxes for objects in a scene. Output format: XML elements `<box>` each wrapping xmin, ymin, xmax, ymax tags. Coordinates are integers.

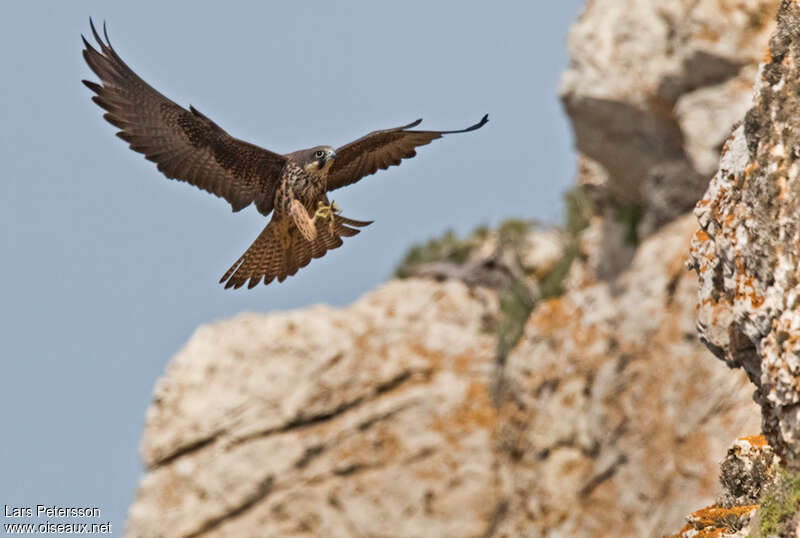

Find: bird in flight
<box><xmin>81</xmin><ymin>20</ymin><xmax>488</xmax><ymax>289</ymax></box>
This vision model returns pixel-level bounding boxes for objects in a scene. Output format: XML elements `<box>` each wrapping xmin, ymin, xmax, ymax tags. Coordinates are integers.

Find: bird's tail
<box><xmin>219</xmin><ymin>214</ymin><xmax>372</xmax><ymax>289</ymax></box>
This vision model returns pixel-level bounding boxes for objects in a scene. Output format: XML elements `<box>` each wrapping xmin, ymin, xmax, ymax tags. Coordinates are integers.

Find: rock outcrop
<box><xmin>127</xmin><ymin>280</ymin><xmax>503</xmax><ymax>538</ymax></box>
<box><xmin>495</xmin><ymin>216</ymin><xmax>758</xmax><ymax>537</ymax></box>
<box><xmin>667</xmin><ymin>1</ymin><xmax>800</xmax><ymax>535</ymax></box>
<box><xmin>562</xmin><ymin>0</ymin><xmax>778</xmax><ymax>277</ymax></box>
<box><xmin>562</xmin><ymin>0</ymin><xmax>776</xmax><ymax>185</ymax></box>
<box><xmin>690</xmin><ymin>0</ymin><xmax>800</xmax><ymax>468</ymax></box>
<box><xmin>668</xmin><ymin>436</ymin><xmax>778</xmax><ymax>538</ymax></box>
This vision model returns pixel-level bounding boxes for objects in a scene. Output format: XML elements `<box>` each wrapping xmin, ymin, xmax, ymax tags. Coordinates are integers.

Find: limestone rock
<box><xmin>562</xmin><ymin>0</ymin><xmax>778</xmax><ymax>275</ymax></box>
<box><xmin>670</xmin><ymin>504</ymin><xmax>758</xmax><ymax>538</ymax></box>
<box><xmin>668</xmin><ymin>436</ymin><xmax>776</xmax><ymax>538</ymax></box>
<box><xmin>719</xmin><ymin>436</ymin><xmax>776</xmax><ymax>508</ymax></box>
<box><xmin>496</xmin><ymin>216</ymin><xmax>759</xmax><ymax>537</ymax></box>
<box><xmin>562</xmin><ymin>0</ymin><xmax>776</xmax><ymax>198</ymax></box>
<box><xmin>688</xmin><ymin>0</ymin><xmax>800</xmax><ymax>465</ymax></box>
<box><xmin>667</xmin><ymin>2</ymin><xmax>800</xmax><ymax>535</ymax></box>
<box><xmin>127</xmin><ymin>280</ymin><xmax>503</xmax><ymax>538</ymax></box>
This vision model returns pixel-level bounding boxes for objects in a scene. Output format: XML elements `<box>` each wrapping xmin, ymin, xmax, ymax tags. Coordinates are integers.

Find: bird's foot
<box><xmin>313</xmin><ymin>200</ymin><xmax>340</xmax><ymax>236</ymax></box>
<box><xmin>313</xmin><ymin>200</ymin><xmax>341</xmax><ymax>222</ymax></box>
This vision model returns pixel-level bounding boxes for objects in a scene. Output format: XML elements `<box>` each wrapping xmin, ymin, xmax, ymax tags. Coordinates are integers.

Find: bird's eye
<box><xmin>315</xmin><ymin>150</ymin><xmax>325</xmax><ymax>158</ymax></box>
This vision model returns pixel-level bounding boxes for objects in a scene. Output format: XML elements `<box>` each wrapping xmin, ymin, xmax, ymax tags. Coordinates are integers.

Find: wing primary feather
<box><xmin>398</xmin><ymin>118</ymin><xmax>423</xmax><ymax>130</ymax></box>
<box><xmin>437</xmin><ymin>114</ymin><xmax>489</xmax><ymax>134</ymax></box>
<box><xmin>102</xmin><ymin>20</ymin><xmax>112</xmax><ymax>47</ymax></box>
<box><xmin>89</xmin><ymin>19</ymin><xmax>105</xmax><ymax>52</ymax></box>
<box><xmin>82</xmin><ymin>80</ymin><xmax>102</xmax><ymax>93</ymax></box>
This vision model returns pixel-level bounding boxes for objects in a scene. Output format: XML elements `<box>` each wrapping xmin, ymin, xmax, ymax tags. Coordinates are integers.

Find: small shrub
<box><xmin>394</xmin><ymin>229</ymin><xmax>477</xmax><ymax>278</ymax></box>
<box><xmin>495</xmin><ymin>280</ymin><xmax>537</xmax><ymax>360</ymax></box>
<box><xmin>615</xmin><ymin>203</ymin><xmax>644</xmax><ymax>246</ymax></box>
<box><xmin>759</xmin><ymin>468</ymin><xmax>800</xmax><ymax>536</ymax></box>
<box><xmin>564</xmin><ymin>185</ymin><xmax>593</xmax><ymax>236</ymax></box>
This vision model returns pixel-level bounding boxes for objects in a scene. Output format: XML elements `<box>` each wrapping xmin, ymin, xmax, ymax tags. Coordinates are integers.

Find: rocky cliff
<box><xmin>676</xmin><ymin>0</ymin><xmax>800</xmax><ymax>535</ymax></box>
<box><xmin>690</xmin><ymin>0</ymin><xmax>800</xmax><ymax>469</ymax></box>
<box><xmin>126</xmin><ymin>1</ymin><xmax>790</xmax><ymax>536</ymax></box>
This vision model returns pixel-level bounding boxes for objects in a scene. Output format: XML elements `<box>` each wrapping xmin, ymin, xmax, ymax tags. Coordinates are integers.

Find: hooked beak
<box><xmin>320</xmin><ymin>149</ymin><xmax>336</xmax><ymax>168</ymax></box>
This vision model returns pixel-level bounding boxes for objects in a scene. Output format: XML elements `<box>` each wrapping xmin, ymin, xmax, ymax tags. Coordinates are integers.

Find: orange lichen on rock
<box><xmin>738</xmin><ymin>434</ymin><xmax>768</xmax><ymax>448</ymax></box>
<box><xmin>671</xmin><ymin>527</ymin><xmax>724</xmax><ymax>538</ymax></box>
<box><xmin>736</xmin><ymin>275</ymin><xmax>765</xmax><ymax>309</ymax></box>
<box><xmin>527</xmin><ymin>296</ymin><xmax>569</xmax><ymax>332</ymax></box>
<box><xmin>669</xmin><ymin>504</ymin><xmax>759</xmax><ymax>537</ymax></box>
<box><xmin>431</xmin><ymin>380</ymin><xmax>495</xmax><ymax>445</ymax></box>
<box><xmin>749</xmin><ymin>292</ymin><xmax>765</xmax><ymax>309</ymax></box>
<box><xmin>689</xmin><ymin>504</ymin><xmax>759</xmax><ymax>527</ymax></box>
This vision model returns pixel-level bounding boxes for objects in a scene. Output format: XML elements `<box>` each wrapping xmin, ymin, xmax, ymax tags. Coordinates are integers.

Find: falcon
<box><xmin>81</xmin><ymin>21</ymin><xmax>488</xmax><ymax>289</ymax></box>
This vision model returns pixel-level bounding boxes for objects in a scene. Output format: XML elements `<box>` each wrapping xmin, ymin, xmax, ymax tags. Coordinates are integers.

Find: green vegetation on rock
<box><xmin>495</xmin><ymin>281</ymin><xmax>537</xmax><ymax>361</ymax></box>
<box><xmin>615</xmin><ymin>202</ymin><xmax>644</xmax><ymax>246</ymax></box>
<box><xmin>758</xmin><ymin>468</ymin><xmax>800</xmax><ymax>536</ymax></box>
<box><xmin>394</xmin><ymin>186</ymin><xmax>596</xmax><ymax>360</ymax></box>
<box><xmin>540</xmin><ymin>185</ymin><xmax>593</xmax><ymax>299</ymax></box>
<box><xmin>538</xmin><ymin>242</ymin><xmax>578</xmax><ymax>300</ymax></box>
<box><xmin>564</xmin><ymin>185</ymin><xmax>594</xmax><ymax>237</ymax></box>
<box><xmin>394</xmin><ymin>228</ymin><xmax>484</xmax><ymax>279</ymax></box>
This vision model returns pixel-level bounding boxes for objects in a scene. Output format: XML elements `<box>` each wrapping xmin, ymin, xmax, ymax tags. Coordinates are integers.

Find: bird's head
<box><xmin>301</xmin><ymin>146</ymin><xmax>337</xmax><ymax>175</ymax></box>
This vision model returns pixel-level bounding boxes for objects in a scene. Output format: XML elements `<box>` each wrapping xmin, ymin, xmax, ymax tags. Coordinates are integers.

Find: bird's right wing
<box><xmin>82</xmin><ymin>20</ymin><xmax>287</xmax><ymax>215</ymax></box>
<box><xmin>326</xmin><ymin>114</ymin><xmax>488</xmax><ymax>192</ymax></box>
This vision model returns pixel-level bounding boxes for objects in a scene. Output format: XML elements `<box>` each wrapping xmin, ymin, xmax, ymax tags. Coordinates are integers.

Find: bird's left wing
<box><xmin>81</xmin><ymin>20</ymin><xmax>287</xmax><ymax>215</ymax></box>
<box><xmin>326</xmin><ymin>114</ymin><xmax>488</xmax><ymax>192</ymax></box>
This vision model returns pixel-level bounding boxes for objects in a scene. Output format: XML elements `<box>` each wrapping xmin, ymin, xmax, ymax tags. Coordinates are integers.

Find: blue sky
<box><xmin>0</xmin><ymin>0</ymin><xmax>583</xmax><ymax>531</ymax></box>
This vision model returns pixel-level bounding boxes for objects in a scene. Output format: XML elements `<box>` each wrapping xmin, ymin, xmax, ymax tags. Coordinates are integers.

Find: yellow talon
<box><xmin>313</xmin><ymin>200</ymin><xmax>341</xmax><ymax>222</ymax></box>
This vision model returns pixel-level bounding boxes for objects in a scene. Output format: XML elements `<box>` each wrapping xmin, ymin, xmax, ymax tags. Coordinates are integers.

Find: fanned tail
<box><xmin>220</xmin><ymin>214</ymin><xmax>372</xmax><ymax>289</ymax></box>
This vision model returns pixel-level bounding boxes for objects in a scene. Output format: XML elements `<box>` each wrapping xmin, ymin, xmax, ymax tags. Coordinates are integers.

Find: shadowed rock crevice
<box><xmin>185</xmin><ymin>477</ymin><xmax>275</xmax><ymax>538</ymax></box>
<box><xmin>579</xmin><ymin>453</ymin><xmax>628</xmax><ymax>498</ymax></box>
<box><xmin>230</xmin><ymin>369</ymin><xmax>418</xmax><ymax>447</ymax></box>
<box><xmin>658</xmin><ymin>51</ymin><xmax>746</xmax><ymax>102</ymax></box>
<box><xmin>563</xmin><ymin>96</ymin><xmax>687</xmax><ymax>205</ymax></box>
<box><xmin>150</xmin><ymin>432</ymin><xmax>219</xmax><ymax>468</ymax></box>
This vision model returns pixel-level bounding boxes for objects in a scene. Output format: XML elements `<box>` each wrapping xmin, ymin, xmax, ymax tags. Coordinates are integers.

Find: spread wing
<box><xmin>326</xmin><ymin>114</ymin><xmax>489</xmax><ymax>192</ymax></box>
<box><xmin>81</xmin><ymin>20</ymin><xmax>287</xmax><ymax>215</ymax></box>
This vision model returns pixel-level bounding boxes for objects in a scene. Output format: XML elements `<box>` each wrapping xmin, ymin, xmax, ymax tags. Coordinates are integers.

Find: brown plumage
<box><xmin>81</xmin><ymin>20</ymin><xmax>488</xmax><ymax>289</ymax></box>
